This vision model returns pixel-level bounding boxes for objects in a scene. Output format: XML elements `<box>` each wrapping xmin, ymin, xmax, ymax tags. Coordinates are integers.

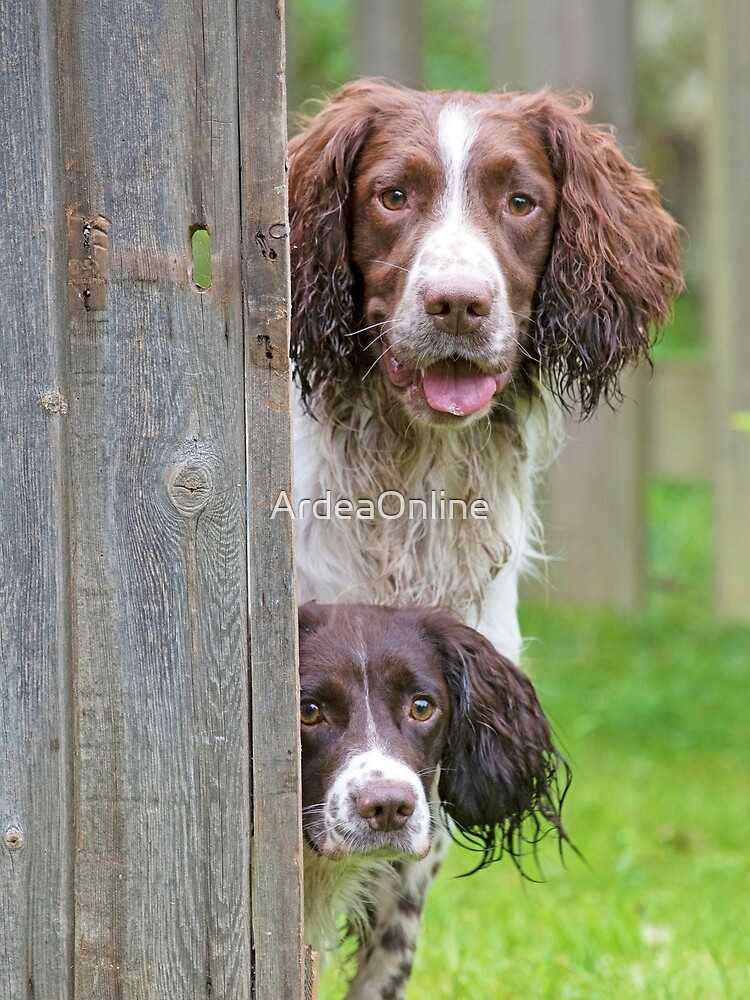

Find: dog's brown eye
<box><xmin>381</xmin><ymin>188</ymin><xmax>408</xmax><ymax>211</ymax></box>
<box><xmin>409</xmin><ymin>697</ymin><xmax>435</xmax><ymax>722</ymax></box>
<box><xmin>301</xmin><ymin>701</ymin><xmax>323</xmax><ymax>726</ymax></box>
<box><xmin>508</xmin><ymin>193</ymin><xmax>535</xmax><ymax>216</ymax></box>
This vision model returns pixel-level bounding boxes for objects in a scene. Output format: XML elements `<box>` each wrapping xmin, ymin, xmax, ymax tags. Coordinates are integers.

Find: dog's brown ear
<box><xmin>421</xmin><ymin>609</ymin><xmax>568</xmax><ymax>868</ymax></box>
<box><xmin>297</xmin><ymin>601</ymin><xmax>332</xmax><ymax>636</ymax></box>
<box><xmin>517</xmin><ymin>91</ymin><xmax>684</xmax><ymax>416</ymax></box>
<box><xmin>288</xmin><ymin>83</ymin><xmax>389</xmax><ymax>409</ymax></box>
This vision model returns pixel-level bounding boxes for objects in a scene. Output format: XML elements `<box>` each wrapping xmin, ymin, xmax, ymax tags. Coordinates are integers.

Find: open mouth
<box><xmin>382</xmin><ymin>351</ymin><xmax>513</xmax><ymax>417</ymax></box>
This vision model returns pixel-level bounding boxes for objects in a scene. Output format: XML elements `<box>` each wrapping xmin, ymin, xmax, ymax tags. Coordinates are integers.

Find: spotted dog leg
<box><xmin>344</xmin><ymin>829</ymin><xmax>450</xmax><ymax>1000</ymax></box>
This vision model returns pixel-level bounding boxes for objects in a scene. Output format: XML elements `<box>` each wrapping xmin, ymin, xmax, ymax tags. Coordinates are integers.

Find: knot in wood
<box><xmin>39</xmin><ymin>388</ymin><xmax>69</xmax><ymax>415</ymax></box>
<box><xmin>168</xmin><ymin>459</ymin><xmax>213</xmax><ymax>517</ymax></box>
<box><xmin>3</xmin><ymin>823</ymin><xmax>25</xmax><ymax>852</ymax></box>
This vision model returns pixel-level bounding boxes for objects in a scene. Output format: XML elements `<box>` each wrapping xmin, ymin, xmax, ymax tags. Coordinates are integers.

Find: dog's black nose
<box><xmin>356</xmin><ymin>781</ymin><xmax>416</xmax><ymax>832</ymax></box>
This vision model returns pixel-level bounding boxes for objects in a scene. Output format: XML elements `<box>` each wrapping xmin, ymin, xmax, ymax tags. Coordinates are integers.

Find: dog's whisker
<box><xmin>344</xmin><ymin>319</ymin><xmax>388</xmax><ymax>338</ymax></box>
<box><xmin>301</xmin><ymin>803</ymin><xmax>326</xmax><ymax>816</ymax></box>
<box><xmin>363</xmin><ymin>329</ymin><xmax>388</xmax><ymax>353</ymax></box>
<box><xmin>361</xmin><ymin>342</ymin><xmax>394</xmax><ymax>381</ymax></box>
<box><xmin>367</xmin><ymin>258</ymin><xmax>411</xmax><ymax>274</ymax></box>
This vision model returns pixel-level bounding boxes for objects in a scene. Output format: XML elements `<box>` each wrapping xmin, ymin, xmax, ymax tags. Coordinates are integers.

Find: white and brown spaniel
<box><xmin>289</xmin><ymin>80</ymin><xmax>682</xmax><ymax>662</ymax></box>
<box><xmin>288</xmin><ymin>82</ymin><xmax>680</xmax><ymax>996</ymax></box>
<box><xmin>299</xmin><ymin>602</ymin><xmax>567</xmax><ymax>998</ymax></box>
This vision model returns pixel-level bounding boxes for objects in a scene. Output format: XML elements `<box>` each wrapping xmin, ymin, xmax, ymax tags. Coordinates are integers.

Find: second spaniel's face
<box><xmin>349</xmin><ymin>95</ymin><xmax>558</xmax><ymax>426</ymax></box>
<box><xmin>298</xmin><ymin>602</ymin><xmax>568</xmax><ymax>868</ymax></box>
<box><xmin>298</xmin><ymin>603</ymin><xmax>451</xmax><ymax>860</ymax></box>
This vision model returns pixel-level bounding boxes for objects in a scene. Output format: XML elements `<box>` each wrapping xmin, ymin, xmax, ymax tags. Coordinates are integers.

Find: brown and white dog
<box><xmin>288</xmin><ymin>81</ymin><xmax>680</xmax><ymax>998</ymax></box>
<box><xmin>299</xmin><ymin>602</ymin><xmax>567</xmax><ymax>998</ymax></box>
<box><xmin>289</xmin><ymin>80</ymin><xmax>682</xmax><ymax>662</ymax></box>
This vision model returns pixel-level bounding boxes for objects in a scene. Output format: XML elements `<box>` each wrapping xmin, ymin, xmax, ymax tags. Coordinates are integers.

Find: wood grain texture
<box><xmin>237</xmin><ymin>0</ymin><xmax>305</xmax><ymax>996</ymax></box>
<box><xmin>2</xmin><ymin>0</ymin><xmax>302</xmax><ymax>995</ymax></box>
<box><xmin>0</xmin><ymin>2</ymin><xmax>74</xmax><ymax>995</ymax></box>
<box><xmin>57</xmin><ymin>0</ymin><xmax>255</xmax><ymax>995</ymax></box>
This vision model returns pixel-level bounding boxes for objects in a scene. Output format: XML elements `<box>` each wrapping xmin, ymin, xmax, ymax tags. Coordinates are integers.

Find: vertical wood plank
<box><xmin>491</xmin><ymin>0</ymin><xmax>647</xmax><ymax>608</ymax></box>
<box><xmin>4</xmin><ymin>1</ymin><xmax>301</xmax><ymax>996</ymax></box>
<box><xmin>706</xmin><ymin>0</ymin><xmax>750</xmax><ymax>621</ymax></box>
<box><xmin>645</xmin><ymin>361</ymin><xmax>710</xmax><ymax>481</ymax></box>
<box><xmin>537</xmin><ymin>371</ymin><xmax>648</xmax><ymax>607</ymax></box>
<box><xmin>53</xmin><ymin>0</ymin><xmax>252</xmax><ymax>994</ymax></box>
<box><xmin>489</xmin><ymin>0</ymin><xmax>634</xmax><ymax>128</ymax></box>
<box><xmin>237</xmin><ymin>1</ymin><xmax>305</xmax><ymax>997</ymax></box>
<box><xmin>352</xmin><ymin>0</ymin><xmax>424</xmax><ymax>84</ymax></box>
<box><xmin>0</xmin><ymin>2</ymin><xmax>74</xmax><ymax>996</ymax></box>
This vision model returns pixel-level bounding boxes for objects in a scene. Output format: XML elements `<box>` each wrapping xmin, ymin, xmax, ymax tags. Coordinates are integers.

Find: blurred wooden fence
<box><xmin>0</xmin><ymin>1</ymin><xmax>305</xmax><ymax>997</ymax></box>
<box><xmin>323</xmin><ymin>0</ymin><xmax>750</xmax><ymax>622</ymax></box>
<box><xmin>705</xmin><ymin>0</ymin><xmax>750</xmax><ymax>621</ymax></box>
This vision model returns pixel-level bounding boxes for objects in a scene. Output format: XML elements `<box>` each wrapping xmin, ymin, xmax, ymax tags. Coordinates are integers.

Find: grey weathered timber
<box><xmin>352</xmin><ymin>0</ymin><xmax>424</xmax><ymax>85</ymax></box>
<box><xmin>489</xmin><ymin>0</ymin><xmax>634</xmax><ymax>128</ymax></box>
<box><xmin>706</xmin><ymin>0</ymin><xmax>750</xmax><ymax>621</ymax></box>
<box><xmin>535</xmin><ymin>369</ymin><xmax>648</xmax><ymax>608</ymax></box>
<box><xmin>645</xmin><ymin>360</ymin><xmax>710</xmax><ymax>481</ymax></box>
<box><xmin>0</xmin><ymin>2</ymin><xmax>74</xmax><ymax>994</ymax></box>
<box><xmin>491</xmin><ymin>0</ymin><xmax>647</xmax><ymax>608</ymax></box>
<box><xmin>0</xmin><ymin>0</ymin><xmax>302</xmax><ymax>996</ymax></box>
<box><xmin>238</xmin><ymin>0</ymin><xmax>305</xmax><ymax>996</ymax></box>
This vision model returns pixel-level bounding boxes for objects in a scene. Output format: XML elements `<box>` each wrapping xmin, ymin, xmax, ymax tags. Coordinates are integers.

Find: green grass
<box><xmin>320</xmin><ymin>482</ymin><xmax>750</xmax><ymax>998</ymax></box>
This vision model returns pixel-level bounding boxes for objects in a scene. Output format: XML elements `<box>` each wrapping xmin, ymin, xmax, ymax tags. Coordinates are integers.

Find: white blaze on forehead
<box><xmin>437</xmin><ymin>102</ymin><xmax>478</xmax><ymax>222</ymax></box>
<box><xmin>351</xmin><ymin>619</ymin><xmax>378</xmax><ymax>745</ymax></box>
<box><xmin>394</xmin><ymin>100</ymin><xmax>516</xmax><ymax>359</ymax></box>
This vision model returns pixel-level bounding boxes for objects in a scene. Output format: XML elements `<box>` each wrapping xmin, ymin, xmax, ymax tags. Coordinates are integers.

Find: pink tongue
<box><xmin>422</xmin><ymin>360</ymin><xmax>498</xmax><ymax>415</ymax></box>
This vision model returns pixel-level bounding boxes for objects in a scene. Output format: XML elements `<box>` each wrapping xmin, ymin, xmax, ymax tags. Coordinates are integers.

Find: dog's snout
<box><xmin>423</xmin><ymin>277</ymin><xmax>493</xmax><ymax>336</ymax></box>
<box><xmin>355</xmin><ymin>780</ymin><xmax>417</xmax><ymax>832</ymax></box>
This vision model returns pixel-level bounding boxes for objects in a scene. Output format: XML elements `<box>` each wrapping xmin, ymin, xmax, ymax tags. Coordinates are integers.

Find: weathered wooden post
<box><xmin>489</xmin><ymin>0</ymin><xmax>647</xmax><ymax>609</ymax></box>
<box><xmin>706</xmin><ymin>0</ymin><xmax>750</xmax><ymax>622</ymax></box>
<box><xmin>0</xmin><ymin>0</ymin><xmax>303</xmax><ymax>996</ymax></box>
<box><xmin>352</xmin><ymin>0</ymin><xmax>424</xmax><ymax>85</ymax></box>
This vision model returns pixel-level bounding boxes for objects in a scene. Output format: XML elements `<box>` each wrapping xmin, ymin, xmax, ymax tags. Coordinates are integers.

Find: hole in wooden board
<box><xmin>191</xmin><ymin>226</ymin><xmax>212</xmax><ymax>290</ymax></box>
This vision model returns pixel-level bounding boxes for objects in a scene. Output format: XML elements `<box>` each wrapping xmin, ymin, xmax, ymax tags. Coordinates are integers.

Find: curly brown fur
<box><xmin>288</xmin><ymin>81</ymin><xmax>683</xmax><ymax>418</ymax></box>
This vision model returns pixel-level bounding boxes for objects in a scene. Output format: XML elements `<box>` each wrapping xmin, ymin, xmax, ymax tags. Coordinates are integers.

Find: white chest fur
<box><xmin>290</xmin><ymin>386</ymin><xmax>559</xmax><ymax>662</ymax></box>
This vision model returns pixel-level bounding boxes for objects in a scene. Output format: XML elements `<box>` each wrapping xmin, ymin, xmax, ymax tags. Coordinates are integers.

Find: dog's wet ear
<box><xmin>297</xmin><ymin>601</ymin><xmax>332</xmax><ymax>636</ymax></box>
<box><xmin>516</xmin><ymin>91</ymin><xmax>683</xmax><ymax>416</ymax></box>
<box><xmin>288</xmin><ymin>83</ymin><xmax>388</xmax><ymax>409</ymax></box>
<box><xmin>420</xmin><ymin>608</ymin><xmax>568</xmax><ymax>869</ymax></box>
